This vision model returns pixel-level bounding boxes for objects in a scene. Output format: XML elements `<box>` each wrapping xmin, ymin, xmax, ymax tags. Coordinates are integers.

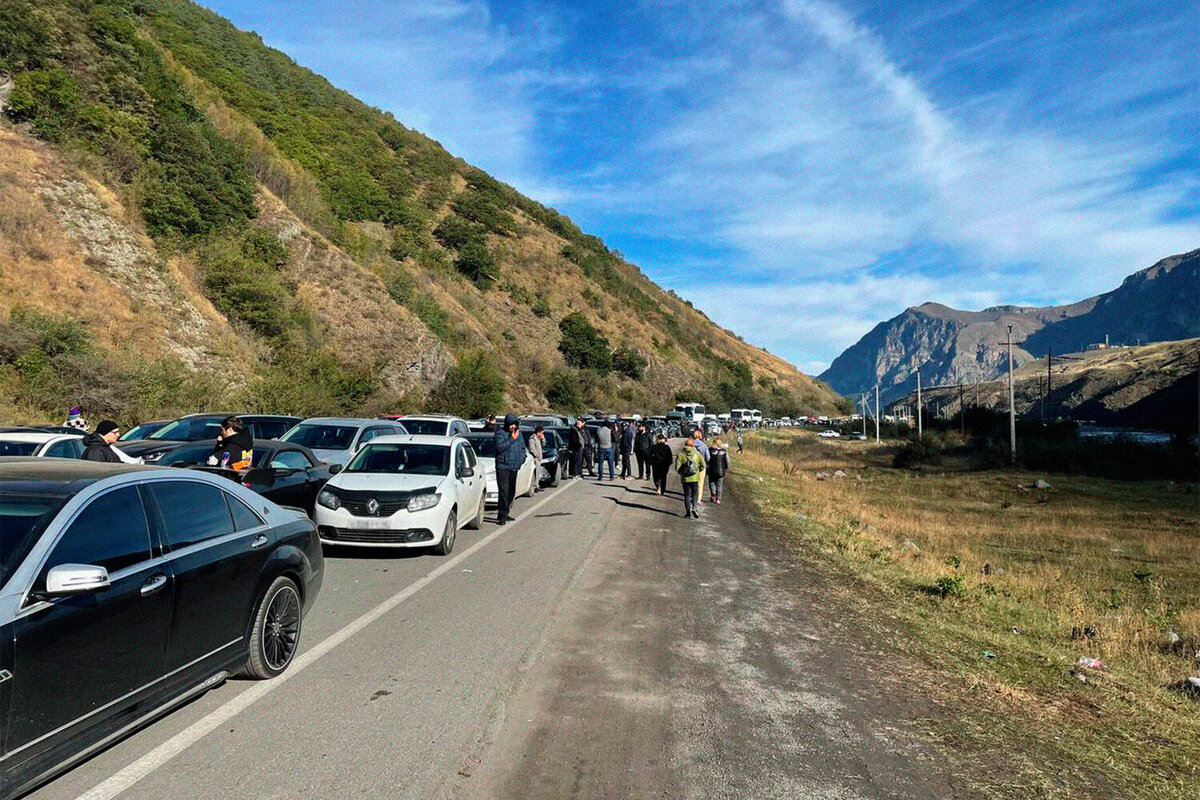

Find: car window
<box><xmin>249</xmin><ymin>420</ymin><xmax>288</xmax><ymax>440</ymax></box>
<box><xmin>345</xmin><ymin>443</ymin><xmax>450</xmax><ymax>475</ymax></box>
<box><xmin>270</xmin><ymin>450</ymin><xmax>310</xmax><ymax>471</ymax></box>
<box><xmin>146</xmin><ymin>481</ymin><xmax>236</xmax><ymax>551</ymax></box>
<box><xmin>225</xmin><ymin>493</ymin><xmax>264</xmax><ymax>531</ymax></box>
<box><xmin>455</xmin><ymin>446</ymin><xmax>468</xmax><ymax>475</ymax></box>
<box><xmin>282</xmin><ymin>424</ymin><xmax>356</xmax><ymax>449</ymax></box>
<box><xmin>150</xmin><ymin>417</ymin><xmax>223</xmax><ymax>441</ymax></box>
<box><xmin>0</xmin><ymin>440</ymin><xmax>39</xmax><ymax>456</ymax></box>
<box><xmin>359</xmin><ymin>426</ymin><xmax>389</xmax><ymax>446</ymax></box>
<box><xmin>43</xmin><ymin>440</ymin><xmax>78</xmax><ymax>459</ymax></box>
<box><xmin>40</xmin><ymin>487</ymin><xmax>152</xmax><ymax>581</ymax></box>
<box><xmin>463</xmin><ymin>445</ymin><xmax>477</xmax><ymax>467</ymax></box>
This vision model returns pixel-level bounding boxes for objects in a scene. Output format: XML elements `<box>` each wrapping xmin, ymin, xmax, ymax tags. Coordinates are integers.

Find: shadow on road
<box><xmin>604</xmin><ymin>495</ymin><xmax>677</xmax><ymax>516</ymax></box>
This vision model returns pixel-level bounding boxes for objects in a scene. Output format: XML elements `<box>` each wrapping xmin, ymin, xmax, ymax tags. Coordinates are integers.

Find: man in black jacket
<box><xmin>567</xmin><ymin>418</ymin><xmax>587</xmax><ymax>478</ymax></box>
<box><xmin>633</xmin><ymin>422</ymin><xmax>653</xmax><ymax>480</ymax></box>
<box><xmin>209</xmin><ymin>416</ymin><xmax>254</xmax><ymax>471</ymax></box>
<box><xmin>82</xmin><ymin>420</ymin><xmax>122</xmax><ymax>462</ymax></box>
<box><xmin>618</xmin><ymin>421</ymin><xmax>635</xmax><ymax>479</ymax></box>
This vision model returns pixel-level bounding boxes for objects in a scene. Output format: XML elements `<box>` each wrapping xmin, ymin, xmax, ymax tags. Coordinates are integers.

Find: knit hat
<box><xmin>68</xmin><ymin>407</ymin><xmax>82</xmax><ymax>418</ymax></box>
<box><xmin>95</xmin><ymin>420</ymin><xmax>120</xmax><ymax>436</ymax></box>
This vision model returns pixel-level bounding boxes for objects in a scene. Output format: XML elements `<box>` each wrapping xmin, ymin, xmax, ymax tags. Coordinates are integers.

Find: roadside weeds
<box><xmin>730</xmin><ymin>429</ymin><xmax>1200</xmax><ymax>800</ymax></box>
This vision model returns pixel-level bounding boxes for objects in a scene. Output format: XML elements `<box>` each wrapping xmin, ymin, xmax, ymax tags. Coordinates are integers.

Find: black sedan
<box><xmin>155</xmin><ymin>439</ymin><xmax>339</xmax><ymax>515</ymax></box>
<box><xmin>0</xmin><ymin>459</ymin><xmax>323</xmax><ymax>800</ymax></box>
<box><xmin>116</xmin><ymin>413</ymin><xmax>303</xmax><ymax>463</ymax></box>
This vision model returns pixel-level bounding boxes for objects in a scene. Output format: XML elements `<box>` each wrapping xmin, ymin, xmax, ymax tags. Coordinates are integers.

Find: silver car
<box><xmin>278</xmin><ymin>418</ymin><xmax>408</xmax><ymax>466</ymax></box>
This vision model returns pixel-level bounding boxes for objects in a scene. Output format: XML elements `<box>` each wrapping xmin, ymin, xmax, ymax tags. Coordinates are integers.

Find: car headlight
<box><xmin>407</xmin><ymin>492</ymin><xmax>441</xmax><ymax>512</ymax></box>
<box><xmin>317</xmin><ymin>490</ymin><xmax>341</xmax><ymax>510</ymax></box>
<box><xmin>142</xmin><ymin>451</ymin><xmax>164</xmax><ymax>462</ymax></box>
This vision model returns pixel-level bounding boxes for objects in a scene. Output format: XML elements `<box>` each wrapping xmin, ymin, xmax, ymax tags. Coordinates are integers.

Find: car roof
<box><xmin>396</xmin><ymin>414</ymin><xmax>462</xmax><ymax>421</ymax></box>
<box><xmin>364</xmin><ymin>434</ymin><xmax>459</xmax><ymax>446</ymax></box>
<box><xmin>0</xmin><ymin>431</ymin><xmax>69</xmax><ymax>444</ymax></box>
<box><xmin>0</xmin><ymin>456</ymin><xmax>159</xmax><ymax>489</ymax></box>
<box><xmin>295</xmin><ymin>417</ymin><xmax>398</xmax><ymax>426</ymax></box>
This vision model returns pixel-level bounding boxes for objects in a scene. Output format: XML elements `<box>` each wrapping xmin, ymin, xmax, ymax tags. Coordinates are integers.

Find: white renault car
<box><xmin>461</xmin><ymin>432</ymin><xmax>537</xmax><ymax>507</ymax></box>
<box><xmin>313</xmin><ymin>435</ymin><xmax>485</xmax><ymax>554</ymax></box>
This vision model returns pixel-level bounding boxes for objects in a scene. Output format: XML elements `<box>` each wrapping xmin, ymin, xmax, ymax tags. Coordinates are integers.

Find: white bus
<box><xmin>674</xmin><ymin>402</ymin><xmax>706</xmax><ymax>427</ymax></box>
<box><xmin>730</xmin><ymin>408</ymin><xmax>749</xmax><ymax>426</ymax></box>
<box><xmin>747</xmin><ymin>409</ymin><xmax>763</xmax><ymax>427</ymax></box>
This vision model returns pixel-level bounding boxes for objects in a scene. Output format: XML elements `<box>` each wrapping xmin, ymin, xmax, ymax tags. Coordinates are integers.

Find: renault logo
<box><xmin>367</xmin><ymin>498</ymin><xmax>380</xmax><ymax>516</ymax></box>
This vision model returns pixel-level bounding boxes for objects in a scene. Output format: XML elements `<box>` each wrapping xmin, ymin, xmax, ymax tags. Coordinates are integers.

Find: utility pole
<box><xmin>1047</xmin><ymin>347</ymin><xmax>1052</xmax><ymax>420</ymax></box>
<box><xmin>916</xmin><ymin>370</ymin><xmax>923</xmax><ymax>437</ymax></box>
<box><xmin>1005</xmin><ymin>325</ymin><xmax>1016</xmax><ymax>465</ymax></box>
<box><xmin>861</xmin><ymin>394</ymin><xmax>867</xmax><ymax>438</ymax></box>
<box><xmin>958</xmin><ymin>383</ymin><xmax>965</xmax><ymax>435</ymax></box>
<box><xmin>874</xmin><ymin>384</ymin><xmax>880</xmax><ymax>442</ymax></box>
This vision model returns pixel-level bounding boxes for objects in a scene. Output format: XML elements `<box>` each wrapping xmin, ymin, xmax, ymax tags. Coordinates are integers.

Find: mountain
<box><xmin>907</xmin><ymin>338</ymin><xmax>1199</xmax><ymax>433</ymax></box>
<box><xmin>0</xmin><ymin>0</ymin><xmax>843</xmax><ymax>423</ymax></box>
<box><xmin>819</xmin><ymin>250</ymin><xmax>1199</xmax><ymax>403</ymax></box>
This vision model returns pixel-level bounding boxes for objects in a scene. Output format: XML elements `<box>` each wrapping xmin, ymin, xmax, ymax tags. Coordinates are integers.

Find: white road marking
<box><xmin>73</xmin><ymin>480</ymin><xmax>580</xmax><ymax>800</ymax></box>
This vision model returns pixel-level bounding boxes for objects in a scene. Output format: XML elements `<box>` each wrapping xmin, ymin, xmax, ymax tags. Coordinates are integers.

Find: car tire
<box><xmin>465</xmin><ymin>496</ymin><xmax>484</xmax><ymax>530</ymax></box>
<box><xmin>548</xmin><ymin>463</ymin><xmax>560</xmax><ymax>487</ymax></box>
<box><xmin>240</xmin><ymin>576</ymin><xmax>302</xmax><ymax>680</ymax></box>
<box><xmin>434</xmin><ymin>510</ymin><xmax>457</xmax><ymax>556</ymax></box>
<box><xmin>524</xmin><ymin>470</ymin><xmax>536</xmax><ymax>497</ymax></box>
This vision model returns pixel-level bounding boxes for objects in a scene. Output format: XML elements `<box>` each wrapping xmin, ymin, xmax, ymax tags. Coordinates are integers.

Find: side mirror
<box><xmin>458</xmin><ymin>466</ymin><xmax>475</xmax><ymax>479</ymax></box>
<box><xmin>43</xmin><ymin>564</ymin><xmax>110</xmax><ymax>598</ymax></box>
<box><xmin>329</xmin><ymin>463</ymin><xmax>343</xmax><ymax>475</ymax></box>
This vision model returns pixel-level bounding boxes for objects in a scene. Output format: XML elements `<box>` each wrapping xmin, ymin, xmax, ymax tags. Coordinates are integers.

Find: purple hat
<box><xmin>69</xmin><ymin>407</ymin><xmax>82</xmax><ymax>417</ymax></box>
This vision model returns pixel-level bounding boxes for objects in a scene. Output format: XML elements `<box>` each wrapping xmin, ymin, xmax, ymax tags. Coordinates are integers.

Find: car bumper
<box><xmin>314</xmin><ymin>504</ymin><xmax>449</xmax><ymax>547</ymax></box>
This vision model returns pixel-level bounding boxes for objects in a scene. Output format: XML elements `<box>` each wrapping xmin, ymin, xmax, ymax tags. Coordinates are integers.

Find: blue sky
<box><xmin>201</xmin><ymin>0</ymin><xmax>1198</xmax><ymax>374</ymax></box>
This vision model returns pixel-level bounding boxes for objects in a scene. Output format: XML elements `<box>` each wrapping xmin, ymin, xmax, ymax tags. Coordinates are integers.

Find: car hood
<box><xmin>308</xmin><ymin>447</ymin><xmax>351</xmax><ymax>465</ymax></box>
<box><xmin>328</xmin><ymin>472</ymin><xmax>446</xmax><ymax>493</ymax></box>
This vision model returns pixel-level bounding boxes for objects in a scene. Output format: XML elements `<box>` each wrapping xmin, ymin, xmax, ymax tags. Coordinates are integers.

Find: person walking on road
<box><xmin>526</xmin><ymin>425</ymin><xmax>544</xmax><ymax>493</ymax></box>
<box><xmin>595</xmin><ymin>421</ymin><xmax>615</xmax><ymax>480</ymax></box>
<box><xmin>634</xmin><ymin>422</ymin><xmax>653</xmax><ymax>480</ymax></box>
<box><xmin>649</xmin><ymin>434</ymin><xmax>673</xmax><ymax>495</ymax></box>
<box><xmin>707</xmin><ymin>437</ymin><xmax>730</xmax><ymax>504</ymax></box>
<box><xmin>568</xmin><ymin>418</ymin><xmax>587</xmax><ymax>478</ymax></box>
<box><xmin>675</xmin><ymin>438</ymin><xmax>705</xmax><ymax>518</ymax></box>
<box><xmin>81</xmin><ymin>420</ymin><xmax>122</xmax><ymax>462</ymax></box>
<box><xmin>619</xmin><ymin>420</ymin><xmax>635</xmax><ymax>479</ymax></box>
<box><xmin>736</xmin><ymin>431</ymin><xmax>744</xmax><ymax>454</ymax></box>
<box><xmin>692</xmin><ymin>430</ymin><xmax>710</xmax><ymax>505</ymax></box>
<box><xmin>493</xmin><ymin>414</ymin><xmax>525</xmax><ymax>523</ymax></box>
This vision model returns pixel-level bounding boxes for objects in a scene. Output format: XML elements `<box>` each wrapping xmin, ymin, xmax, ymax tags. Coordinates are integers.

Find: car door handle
<box><xmin>250</xmin><ymin>534</ymin><xmax>269</xmax><ymax>549</ymax></box>
<box><xmin>140</xmin><ymin>574</ymin><xmax>167</xmax><ymax>597</ymax></box>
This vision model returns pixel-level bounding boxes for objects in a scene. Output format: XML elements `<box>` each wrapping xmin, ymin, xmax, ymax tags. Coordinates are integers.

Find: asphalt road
<box><xmin>29</xmin><ymin>453</ymin><xmax>951</xmax><ymax>800</ymax></box>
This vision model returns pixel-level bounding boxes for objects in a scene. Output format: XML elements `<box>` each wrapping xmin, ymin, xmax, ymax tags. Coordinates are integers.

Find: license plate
<box><xmin>350</xmin><ymin>517</ymin><xmax>398</xmax><ymax>530</ymax></box>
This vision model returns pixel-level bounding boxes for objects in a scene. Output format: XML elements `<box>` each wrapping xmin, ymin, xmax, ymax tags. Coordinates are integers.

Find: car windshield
<box><xmin>281</xmin><ymin>424</ymin><xmax>357</xmax><ymax>450</ymax></box>
<box><xmin>399</xmin><ymin>419</ymin><xmax>449</xmax><ymax>436</ymax></box>
<box><xmin>0</xmin><ymin>440</ymin><xmax>39</xmax><ymax>456</ymax></box>
<box><xmin>157</xmin><ymin>442</ymin><xmax>270</xmax><ymax>468</ymax></box>
<box><xmin>0</xmin><ymin>492</ymin><xmax>68</xmax><ymax>586</ymax></box>
<box><xmin>463</xmin><ymin>435</ymin><xmax>497</xmax><ymax>458</ymax></box>
<box><xmin>149</xmin><ymin>417</ymin><xmax>223</xmax><ymax>441</ymax></box>
<box><xmin>345</xmin><ymin>443</ymin><xmax>450</xmax><ymax>475</ymax></box>
<box><xmin>120</xmin><ymin>422</ymin><xmax>165</xmax><ymax>441</ymax></box>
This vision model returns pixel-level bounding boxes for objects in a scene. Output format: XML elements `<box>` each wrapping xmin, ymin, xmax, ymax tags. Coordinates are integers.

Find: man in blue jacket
<box><xmin>493</xmin><ymin>413</ymin><xmax>526</xmax><ymax>524</ymax></box>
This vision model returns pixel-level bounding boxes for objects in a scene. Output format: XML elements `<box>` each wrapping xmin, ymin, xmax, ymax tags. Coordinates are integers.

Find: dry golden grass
<box><xmin>733</xmin><ymin>429</ymin><xmax>1200</xmax><ymax>799</ymax></box>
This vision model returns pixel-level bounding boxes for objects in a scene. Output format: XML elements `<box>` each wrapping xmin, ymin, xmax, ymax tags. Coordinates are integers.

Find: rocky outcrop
<box><xmin>821</xmin><ymin>251</ymin><xmax>1200</xmax><ymax>402</ymax></box>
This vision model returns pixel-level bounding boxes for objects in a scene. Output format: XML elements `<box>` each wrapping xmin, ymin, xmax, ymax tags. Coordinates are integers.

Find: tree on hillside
<box><xmin>611</xmin><ymin>346</ymin><xmax>647</xmax><ymax>380</ymax></box>
<box><xmin>543</xmin><ymin>368</ymin><xmax>583</xmax><ymax>412</ymax></box>
<box><xmin>558</xmin><ymin>312</ymin><xmax>611</xmax><ymax>371</ymax></box>
<box><xmin>426</xmin><ymin>352</ymin><xmax>505</xmax><ymax>418</ymax></box>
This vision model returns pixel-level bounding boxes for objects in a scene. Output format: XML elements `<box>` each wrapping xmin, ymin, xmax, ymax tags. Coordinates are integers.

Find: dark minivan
<box><xmin>0</xmin><ymin>459</ymin><xmax>323</xmax><ymax>800</ymax></box>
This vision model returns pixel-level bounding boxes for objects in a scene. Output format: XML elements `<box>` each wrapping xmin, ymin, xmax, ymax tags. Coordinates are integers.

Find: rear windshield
<box><xmin>281</xmin><ymin>424</ymin><xmax>357</xmax><ymax>450</ymax></box>
<box><xmin>463</xmin><ymin>435</ymin><xmax>497</xmax><ymax>458</ymax></box>
<box><xmin>0</xmin><ymin>440</ymin><xmax>39</xmax><ymax>456</ymax></box>
<box><xmin>346</xmin><ymin>443</ymin><xmax>449</xmax><ymax>476</ymax></box>
<box><xmin>1</xmin><ymin>492</ymin><xmax>68</xmax><ymax>586</ymax></box>
<box><xmin>398</xmin><ymin>419</ymin><xmax>448</xmax><ymax>436</ymax></box>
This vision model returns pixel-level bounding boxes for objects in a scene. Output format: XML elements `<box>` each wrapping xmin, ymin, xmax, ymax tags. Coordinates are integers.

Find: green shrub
<box><xmin>531</xmin><ymin>294</ymin><xmax>551</xmax><ymax>317</ymax></box>
<box><xmin>426</xmin><ymin>352</ymin><xmax>505</xmax><ymax>418</ymax></box>
<box><xmin>558</xmin><ymin>312</ymin><xmax>611</xmax><ymax>371</ymax></box>
<box><xmin>544</xmin><ymin>368</ymin><xmax>582</xmax><ymax>411</ymax></box>
<box><xmin>611</xmin><ymin>346</ymin><xmax>647</xmax><ymax>380</ymax></box>
<box><xmin>454</xmin><ymin>241</ymin><xmax>497</xmax><ymax>288</ymax></box>
<box><xmin>894</xmin><ymin>434</ymin><xmax>944</xmax><ymax>469</ymax></box>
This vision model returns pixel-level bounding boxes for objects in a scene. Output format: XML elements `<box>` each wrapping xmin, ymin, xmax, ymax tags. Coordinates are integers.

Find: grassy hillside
<box><xmin>909</xmin><ymin>339</ymin><xmax>1199</xmax><ymax>433</ymax></box>
<box><xmin>0</xmin><ymin>0</ymin><xmax>843</xmax><ymax>423</ymax></box>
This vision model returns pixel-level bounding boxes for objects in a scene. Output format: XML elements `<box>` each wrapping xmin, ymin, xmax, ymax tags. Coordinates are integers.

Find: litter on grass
<box><xmin>1078</xmin><ymin>656</ymin><xmax>1106</xmax><ymax>670</ymax></box>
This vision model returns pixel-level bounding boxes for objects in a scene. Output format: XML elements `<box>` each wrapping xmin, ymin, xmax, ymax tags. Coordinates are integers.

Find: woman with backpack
<box><xmin>707</xmin><ymin>437</ymin><xmax>731</xmax><ymax>504</ymax></box>
<box><xmin>674</xmin><ymin>438</ymin><xmax>705</xmax><ymax>518</ymax></box>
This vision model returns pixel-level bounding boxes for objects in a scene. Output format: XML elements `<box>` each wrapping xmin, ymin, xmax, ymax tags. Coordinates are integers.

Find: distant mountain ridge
<box><xmin>819</xmin><ymin>250</ymin><xmax>1200</xmax><ymax>402</ymax></box>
